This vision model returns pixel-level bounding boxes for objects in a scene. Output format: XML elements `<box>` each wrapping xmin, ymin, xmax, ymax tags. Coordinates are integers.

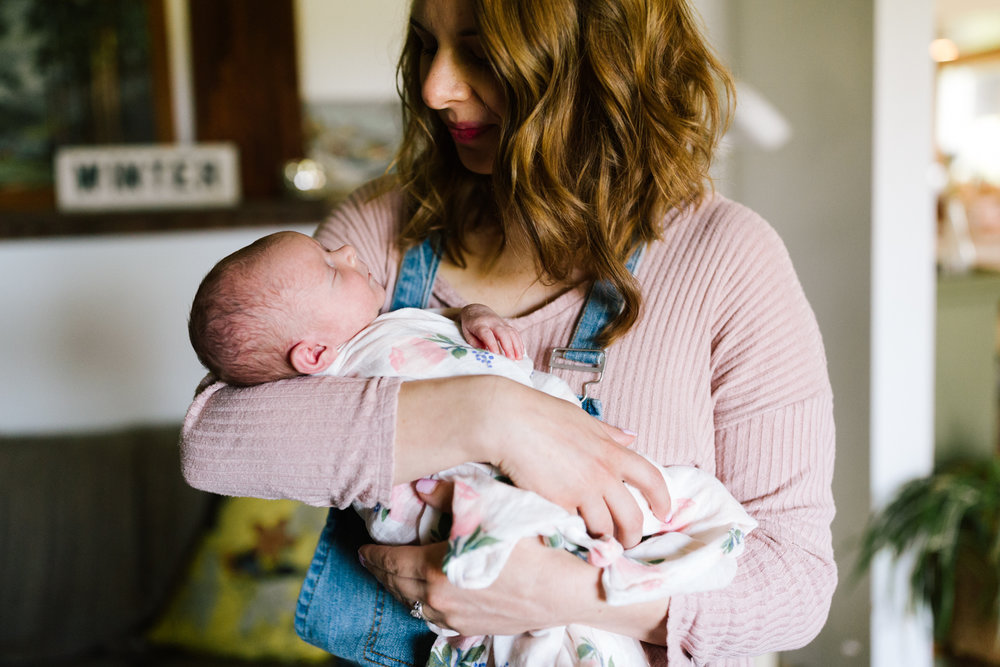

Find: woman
<box><xmin>181</xmin><ymin>0</ymin><xmax>836</xmax><ymax>663</ymax></box>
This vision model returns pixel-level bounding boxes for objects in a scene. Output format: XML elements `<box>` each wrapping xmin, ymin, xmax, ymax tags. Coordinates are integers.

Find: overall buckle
<box><xmin>548</xmin><ymin>347</ymin><xmax>607</xmax><ymax>401</ymax></box>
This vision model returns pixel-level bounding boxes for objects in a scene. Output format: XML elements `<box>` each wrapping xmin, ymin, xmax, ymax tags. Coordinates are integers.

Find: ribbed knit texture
<box><xmin>181</xmin><ymin>179</ymin><xmax>836</xmax><ymax>665</ymax></box>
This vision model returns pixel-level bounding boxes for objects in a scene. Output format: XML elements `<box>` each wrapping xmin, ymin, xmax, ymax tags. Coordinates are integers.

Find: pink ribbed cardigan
<box><xmin>181</xmin><ymin>180</ymin><xmax>836</xmax><ymax>665</ymax></box>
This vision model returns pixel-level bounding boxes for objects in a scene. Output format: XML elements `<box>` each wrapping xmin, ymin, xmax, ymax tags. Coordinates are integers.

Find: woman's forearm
<box><xmin>662</xmin><ymin>393</ymin><xmax>836</xmax><ymax>662</ymax></box>
<box><xmin>393</xmin><ymin>375</ymin><xmax>501</xmax><ymax>484</ymax></box>
<box><xmin>543</xmin><ymin>545</ymin><xmax>670</xmax><ymax>645</ymax></box>
<box><xmin>395</xmin><ymin>376</ymin><xmax>668</xmax><ymax>548</ymax></box>
<box><xmin>181</xmin><ymin>374</ymin><xmax>402</xmax><ymax>507</ymax></box>
<box><xmin>359</xmin><ymin>536</ymin><xmax>669</xmax><ymax>643</ymax></box>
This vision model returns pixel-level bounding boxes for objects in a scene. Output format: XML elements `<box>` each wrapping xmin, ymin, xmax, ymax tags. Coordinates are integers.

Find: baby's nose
<box><xmin>333</xmin><ymin>244</ymin><xmax>357</xmax><ymax>265</ymax></box>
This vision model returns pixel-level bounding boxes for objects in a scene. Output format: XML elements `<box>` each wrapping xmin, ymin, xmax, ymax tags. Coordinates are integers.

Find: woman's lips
<box><xmin>447</xmin><ymin>124</ymin><xmax>493</xmax><ymax>143</ymax></box>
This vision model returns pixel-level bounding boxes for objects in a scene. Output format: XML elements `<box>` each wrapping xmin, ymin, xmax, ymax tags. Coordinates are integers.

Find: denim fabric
<box><xmin>568</xmin><ymin>244</ymin><xmax>644</xmax><ymax>420</ymax></box>
<box><xmin>295</xmin><ymin>509</ymin><xmax>435</xmax><ymax>666</ymax></box>
<box><xmin>295</xmin><ymin>237</ymin><xmax>644</xmax><ymax>664</ymax></box>
<box><xmin>564</xmin><ymin>244</ymin><xmax>644</xmax><ymax>362</ymax></box>
<box><xmin>296</xmin><ymin>238</ymin><xmax>443</xmax><ymax>665</ymax></box>
<box><xmin>389</xmin><ymin>236</ymin><xmax>442</xmax><ymax>312</ymax></box>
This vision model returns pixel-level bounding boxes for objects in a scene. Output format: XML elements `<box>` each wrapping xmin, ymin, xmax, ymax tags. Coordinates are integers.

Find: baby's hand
<box><xmin>460</xmin><ymin>304</ymin><xmax>524</xmax><ymax>360</ymax></box>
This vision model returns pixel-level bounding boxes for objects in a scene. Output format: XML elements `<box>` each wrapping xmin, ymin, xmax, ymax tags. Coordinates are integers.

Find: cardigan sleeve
<box><xmin>664</xmin><ymin>393</ymin><xmax>836</xmax><ymax>663</ymax></box>
<box><xmin>662</xmin><ymin>206</ymin><xmax>837</xmax><ymax>663</ymax></box>
<box><xmin>181</xmin><ymin>374</ymin><xmax>402</xmax><ymax>508</ymax></box>
<box><xmin>179</xmin><ymin>179</ymin><xmax>407</xmax><ymax>508</ymax></box>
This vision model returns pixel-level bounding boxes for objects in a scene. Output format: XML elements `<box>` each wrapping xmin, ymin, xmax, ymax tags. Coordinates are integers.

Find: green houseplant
<box><xmin>857</xmin><ymin>456</ymin><xmax>1000</xmax><ymax>663</ymax></box>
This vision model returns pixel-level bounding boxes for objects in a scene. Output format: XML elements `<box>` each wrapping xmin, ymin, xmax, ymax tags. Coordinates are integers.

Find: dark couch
<box><xmin>0</xmin><ymin>425</ymin><xmax>330</xmax><ymax>666</ymax></box>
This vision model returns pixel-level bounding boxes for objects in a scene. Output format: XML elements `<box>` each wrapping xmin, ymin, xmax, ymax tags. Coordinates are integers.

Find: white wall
<box><xmin>0</xmin><ymin>3</ymin><xmax>940</xmax><ymax>664</ymax></box>
<box><xmin>0</xmin><ymin>0</ymin><xmax>406</xmax><ymax>434</ymax></box>
<box><xmin>0</xmin><ymin>225</ymin><xmax>310</xmax><ymax>433</ymax></box>
<box><xmin>717</xmin><ymin>1</ymin><xmax>876</xmax><ymax>665</ymax></box>
<box><xmin>869</xmin><ymin>0</ymin><xmax>937</xmax><ymax>664</ymax></box>
<box><xmin>295</xmin><ymin>0</ymin><xmax>407</xmax><ymax>102</ymax></box>
<box><xmin>718</xmin><ymin>1</ymin><xmax>937</xmax><ymax>665</ymax></box>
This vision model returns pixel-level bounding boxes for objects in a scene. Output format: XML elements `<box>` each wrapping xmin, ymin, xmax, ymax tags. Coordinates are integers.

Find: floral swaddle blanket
<box><xmin>320</xmin><ymin>307</ymin><xmax>578</xmax><ymax>405</ymax></box>
<box><xmin>358</xmin><ymin>462</ymin><xmax>757</xmax><ymax>667</ymax></box>
<box><xmin>331</xmin><ymin>308</ymin><xmax>758</xmax><ymax>666</ymax></box>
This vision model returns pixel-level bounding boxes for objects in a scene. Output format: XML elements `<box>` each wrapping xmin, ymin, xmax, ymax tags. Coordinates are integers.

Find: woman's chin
<box><xmin>455</xmin><ymin>148</ymin><xmax>495</xmax><ymax>175</ymax></box>
<box><xmin>460</xmin><ymin>160</ymin><xmax>493</xmax><ymax>175</ymax></box>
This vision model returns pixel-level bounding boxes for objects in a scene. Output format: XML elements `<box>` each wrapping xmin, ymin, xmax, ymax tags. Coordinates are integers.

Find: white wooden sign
<box><xmin>55</xmin><ymin>143</ymin><xmax>241</xmax><ymax>211</ymax></box>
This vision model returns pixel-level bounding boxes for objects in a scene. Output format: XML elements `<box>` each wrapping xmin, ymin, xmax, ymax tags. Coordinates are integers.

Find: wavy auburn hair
<box><xmin>393</xmin><ymin>0</ymin><xmax>733</xmax><ymax>345</ymax></box>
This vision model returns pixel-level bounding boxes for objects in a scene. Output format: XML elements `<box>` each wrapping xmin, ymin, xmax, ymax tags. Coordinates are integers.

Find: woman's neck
<box><xmin>436</xmin><ymin>226</ymin><xmax>582</xmax><ymax>319</ymax></box>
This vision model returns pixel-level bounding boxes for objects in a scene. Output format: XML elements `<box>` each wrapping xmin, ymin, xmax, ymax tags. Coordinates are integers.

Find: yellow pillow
<box><xmin>147</xmin><ymin>497</ymin><xmax>332</xmax><ymax>663</ymax></box>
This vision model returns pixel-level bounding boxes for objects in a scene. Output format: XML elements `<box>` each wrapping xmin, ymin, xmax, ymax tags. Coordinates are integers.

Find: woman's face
<box><xmin>410</xmin><ymin>0</ymin><xmax>504</xmax><ymax>175</ymax></box>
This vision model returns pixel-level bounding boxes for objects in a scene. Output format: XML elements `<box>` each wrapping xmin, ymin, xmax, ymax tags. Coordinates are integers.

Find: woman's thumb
<box><xmin>414</xmin><ymin>477</ymin><xmax>454</xmax><ymax>510</ymax></box>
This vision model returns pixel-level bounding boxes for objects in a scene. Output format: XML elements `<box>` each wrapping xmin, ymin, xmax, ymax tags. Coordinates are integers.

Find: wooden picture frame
<box><xmin>0</xmin><ymin>0</ymin><xmax>173</xmax><ymax>212</ymax></box>
<box><xmin>0</xmin><ymin>0</ymin><xmax>322</xmax><ymax>239</ymax></box>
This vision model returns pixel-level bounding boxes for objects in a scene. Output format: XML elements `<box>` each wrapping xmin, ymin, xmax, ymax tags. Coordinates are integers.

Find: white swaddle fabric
<box><xmin>321</xmin><ymin>307</ymin><xmax>578</xmax><ymax>405</ymax></box>
<box><xmin>363</xmin><ymin>460</ymin><xmax>757</xmax><ymax>667</ymax></box>
<box><xmin>328</xmin><ymin>308</ymin><xmax>757</xmax><ymax>666</ymax></box>
<box><xmin>441</xmin><ymin>462</ymin><xmax>757</xmax><ymax>603</ymax></box>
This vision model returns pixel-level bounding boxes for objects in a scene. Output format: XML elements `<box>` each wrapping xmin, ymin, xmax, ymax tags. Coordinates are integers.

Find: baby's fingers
<box><xmin>496</xmin><ymin>328</ymin><xmax>524</xmax><ymax>360</ymax></box>
<box><xmin>461</xmin><ymin>323</ymin><xmax>497</xmax><ymax>354</ymax></box>
<box><xmin>476</xmin><ymin>328</ymin><xmax>501</xmax><ymax>355</ymax></box>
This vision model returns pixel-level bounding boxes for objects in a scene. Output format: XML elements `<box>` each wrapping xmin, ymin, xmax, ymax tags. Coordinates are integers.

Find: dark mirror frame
<box><xmin>0</xmin><ymin>0</ymin><xmax>327</xmax><ymax>239</ymax></box>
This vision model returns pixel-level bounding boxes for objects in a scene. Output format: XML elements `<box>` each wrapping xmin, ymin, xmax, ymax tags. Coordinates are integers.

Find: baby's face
<box><xmin>270</xmin><ymin>232</ymin><xmax>387</xmax><ymax>347</ymax></box>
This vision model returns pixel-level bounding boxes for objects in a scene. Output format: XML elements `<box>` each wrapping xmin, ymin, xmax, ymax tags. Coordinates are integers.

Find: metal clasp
<box><xmin>548</xmin><ymin>347</ymin><xmax>607</xmax><ymax>401</ymax></box>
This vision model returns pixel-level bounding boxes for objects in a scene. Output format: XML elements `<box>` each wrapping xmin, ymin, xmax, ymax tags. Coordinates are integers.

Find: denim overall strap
<box><xmin>390</xmin><ymin>236</ymin><xmax>442</xmax><ymax>310</ymax></box>
<box><xmin>296</xmin><ymin>239</ymin><xmax>644</xmax><ymax>665</ymax></box>
<box><xmin>296</xmin><ymin>508</ymin><xmax>435</xmax><ymax>666</ymax></box>
<box><xmin>554</xmin><ymin>244</ymin><xmax>645</xmax><ymax>420</ymax></box>
<box><xmin>296</xmin><ymin>237</ymin><xmax>444</xmax><ymax>666</ymax></box>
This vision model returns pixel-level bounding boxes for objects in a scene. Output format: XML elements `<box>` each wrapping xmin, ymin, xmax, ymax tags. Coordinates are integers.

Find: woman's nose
<box><xmin>422</xmin><ymin>50</ymin><xmax>471</xmax><ymax>110</ymax></box>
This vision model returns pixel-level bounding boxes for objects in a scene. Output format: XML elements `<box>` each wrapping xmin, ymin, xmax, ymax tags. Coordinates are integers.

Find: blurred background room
<box><xmin>1</xmin><ymin>0</ymin><xmax>998</xmax><ymax>665</ymax></box>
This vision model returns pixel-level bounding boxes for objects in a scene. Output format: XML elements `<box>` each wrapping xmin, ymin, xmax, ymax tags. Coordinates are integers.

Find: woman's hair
<box><xmin>393</xmin><ymin>0</ymin><xmax>733</xmax><ymax>345</ymax></box>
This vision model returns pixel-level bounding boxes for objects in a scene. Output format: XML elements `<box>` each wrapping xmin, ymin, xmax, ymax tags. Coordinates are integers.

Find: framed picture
<box><xmin>0</xmin><ymin>0</ymin><xmax>322</xmax><ymax>238</ymax></box>
<box><xmin>0</xmin><ymin>0</ymin><xmax>173</xmax><ymax>212</ymax></box>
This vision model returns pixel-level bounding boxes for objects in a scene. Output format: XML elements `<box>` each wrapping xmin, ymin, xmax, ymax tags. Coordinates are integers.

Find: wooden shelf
<box><xmin>0</xmin><ymin>198</ymin><xmax>332</xmax><ymax>239</ymax></box>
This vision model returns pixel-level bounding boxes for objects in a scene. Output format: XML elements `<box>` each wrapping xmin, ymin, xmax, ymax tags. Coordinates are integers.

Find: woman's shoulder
<box><xmin>315</xmin><ymin>176</ymin><xmax>406</xmax><ymax>243</ymax></box>
<box><xmin>347</xmin><ymin>174</ymin><xmax>406</xmax><ymax>209</ymax></box>
<box><xmin>652</xmin><ymin>193</ymin><xmax>791</xmax><ymax>271</ymax></box>
<box><xmin>643</xmin><ymin>193</ymin><xmax>810</xmax><ymax>323</ymax></box>
<box><xmin>672</xmin><ymin>193</ymin><xmax>778</xmax><ymax>243</ymax></box>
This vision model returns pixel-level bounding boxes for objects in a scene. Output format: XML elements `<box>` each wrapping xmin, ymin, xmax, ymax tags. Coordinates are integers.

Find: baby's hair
<box><xmin>188</xmin><ymin>233</ymin><xmax>305</xmax><ymax>385</ymax></box>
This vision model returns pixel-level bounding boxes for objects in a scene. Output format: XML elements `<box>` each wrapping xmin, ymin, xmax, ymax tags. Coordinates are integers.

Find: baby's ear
<box><xmin>289</xmin><ymin>339</ymin><xmax>337</xmax><ymax>375</ymax></box>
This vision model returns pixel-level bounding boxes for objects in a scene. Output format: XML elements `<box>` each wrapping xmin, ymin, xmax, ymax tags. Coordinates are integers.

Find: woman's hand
<box><xmin>395</xmin><ymin>376</ymin><xmax>669</xmax><ymax>549</ymax></box>
<box><xmin>358</xmin><ymin>538</ymin><xmax>563</xmax><ymax>636</ymax></box>
<box><xmin>358</xmin><ymin>532</ymin><xmax>669</xmax><ymax>643</ymax></box>
<box><xmin>482</xmin><ymin>379</ymin><xmax>669</xmax><ymax>548</ymax></box>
